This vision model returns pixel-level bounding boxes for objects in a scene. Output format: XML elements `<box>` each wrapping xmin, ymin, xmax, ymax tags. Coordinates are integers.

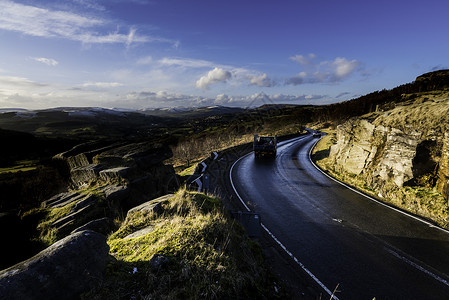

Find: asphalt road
<box><xmin>230</xmin><ymin>135</ymin><xmax>449</xmax><ymax>299</ymax></box>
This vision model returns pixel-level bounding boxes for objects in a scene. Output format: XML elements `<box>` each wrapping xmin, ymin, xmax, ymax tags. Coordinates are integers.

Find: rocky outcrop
<box><xmin>71</xmin><ymin>217</ymin><xmax>115</xmax><ymax>235</ymax></box>
<box><xmin>40</xmin><ymin>142</ymin><xmax>179</xmax><ymax>244</ymax></box>
<box><xmin>55</xmin><ymin>141</ymin><xmax>177</xmax><ymax>190</ymax></box>
<box><xmin>329</xmin><ymin>119</ymin><xmax>423</xmax><ymax>188</ymax></box>
<box><xmin>437</xmin><ymin>133</ymin><xmax>449</xmax><ymax>200</ymax></box>
<box><xmin>126</xmin><ymin>194</ymin><xmax>172</xmax><ymax>219</ymax></box>
<box><xmin>326</xmin><ymin>93</ymin><xmax>449</xmax><ymax>226</ymax></box>
<box><xmin>0</xmin><ymin>230</ymin><xmax>109</xmax><ymax>300</ymax></box>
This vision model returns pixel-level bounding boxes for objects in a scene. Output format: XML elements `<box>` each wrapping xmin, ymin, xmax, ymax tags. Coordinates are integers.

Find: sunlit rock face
<box><xmin>437</xmin><ymin>133</ymin><xmax>449</xmax><ymax>199</ymax></box>
<box><xmin>0</xmin><ymin>230</ymin><xmax>109</xmax><ymax>300</ymax></box>
<box><xmin>329</xmin><ymin>104</ymin><xmax>448</xmax><ymax>195</ymax></box>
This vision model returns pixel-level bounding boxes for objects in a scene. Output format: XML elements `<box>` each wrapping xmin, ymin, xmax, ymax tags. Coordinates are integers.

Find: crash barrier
<box><xmin>188</xmin><ymin>132</ymin><xmax>304</xmax><ymax>191</ymax></box>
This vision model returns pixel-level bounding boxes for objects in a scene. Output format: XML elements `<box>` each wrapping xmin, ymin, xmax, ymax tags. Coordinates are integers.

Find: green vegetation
<box><xmin>0</xmin><ymin>160</ymin><xmax>38</xmax><ymax>174</ymax></box>
<box><xmin>311</xmin><ymin>93</ymin><xmax>449</xmax><ymax>228</ymax></box>
<box><xmin>84</xmin><ymin>189</ymin><xmax>282</xmax><ymax>299</ymax></box>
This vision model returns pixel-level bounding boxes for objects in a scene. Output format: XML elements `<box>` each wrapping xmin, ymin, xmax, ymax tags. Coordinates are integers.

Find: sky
<box><xmin>0</xmin><ymin>0</ymin><xmax>448</xmax><ymax>110</ymax></box>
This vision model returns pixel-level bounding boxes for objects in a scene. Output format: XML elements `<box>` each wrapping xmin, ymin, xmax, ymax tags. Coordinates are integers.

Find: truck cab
<box><xmin>253</xmin><ymin>134</ymin><xmax>277</xmax><ymax>158</ymax></box>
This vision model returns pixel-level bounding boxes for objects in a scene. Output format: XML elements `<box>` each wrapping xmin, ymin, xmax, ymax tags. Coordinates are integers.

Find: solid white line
<box><xmin>307</xmin><ymin>138</ymin><xmax>449</xmax><ymax>235</ymax></box>
<box><xmin>229</xmin><ymin>140</ymin><xmax>339</xmax><ymax>300</ymax></box>
<box><xmin>385</xmin><ymin>248</ymin><xmax>449</xmax><ymax>288</ymax></box>
<box><xmin>308</xmin><ymin>137</ymin><xmax>449</xmax><ymax>285</ymax></box>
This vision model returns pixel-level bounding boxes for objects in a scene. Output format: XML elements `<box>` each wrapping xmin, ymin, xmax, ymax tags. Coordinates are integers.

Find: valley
<box><xmin>1</xmin><ymin>70</ymin><xmax>449</xmax><ymax>299</ymax></box>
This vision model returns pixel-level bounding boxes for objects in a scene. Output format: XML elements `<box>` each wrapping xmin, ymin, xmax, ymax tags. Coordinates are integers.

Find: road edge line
<box><xmin>229</xmin><ymin>147</ymin><xmax>340</xmax><ymax>300</ymax></box>
<box><xmin>307</xmin><ymin>138</ymin><xmax>449</xmax><ymax>235</ymax></box>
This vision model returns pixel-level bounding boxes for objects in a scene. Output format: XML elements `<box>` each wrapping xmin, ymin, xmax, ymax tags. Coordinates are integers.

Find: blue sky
<box><xmin>0</xmin><ymin>0</ymin><xmax>448</xmax><ymax>109</ymax></box>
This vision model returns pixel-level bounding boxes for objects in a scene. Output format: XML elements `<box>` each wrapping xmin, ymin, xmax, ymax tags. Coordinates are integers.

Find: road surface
<box><xmin>230</xmin><ymin>135</ymin><xmax>449</xmax><ymax>299</ymax></box>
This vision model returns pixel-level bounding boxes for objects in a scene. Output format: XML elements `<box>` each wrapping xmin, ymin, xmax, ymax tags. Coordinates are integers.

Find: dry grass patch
<box><xmin>84</xmin><ymin>189</ymin><xmax>282</xmax><ymax>299</ymax></box>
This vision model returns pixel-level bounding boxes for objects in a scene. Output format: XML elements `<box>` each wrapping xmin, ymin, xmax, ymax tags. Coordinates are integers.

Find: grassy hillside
<box><xmin>83</xmin><ymin>189</ymin><xmax>285</xmax><ymax>299</ymax></box>
<box><xmin>312</xmin><ymin>89</ymin><xmax>449</xmax><ymax>228</ymax></box>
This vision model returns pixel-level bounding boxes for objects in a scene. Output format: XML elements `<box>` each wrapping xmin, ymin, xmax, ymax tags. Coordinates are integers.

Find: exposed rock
<box><xmin>330</xmin><ymin>118</ymin><xmax>425</xmax><ymax>188</ymax></box>
<box><xmin>102</xmin><ymin>184</ymin><xmax>130</xmax><ymax>204</ymax></box>
<box><xmin>71</xmin><ymin>217</ymin><xmax>115</xmax><ymax>235</ymax></box>
<box><xmin>326</xmin><ymin>92</ymin><xmax>449</xmax><ymax>226</ymax></box>
<box><xmin>437</xmin><ymin>133</ymin><xmax>449</xmax><ymax>200</ymax></box>
<box><xmin>67</xmin><ymin>153</ymin><xmax>90</xmax><ymax>170</ymax></box>
<box><xmin>124</xmin><ymin>225</ymin><xmax>155</xmax><ymax>240</ymax></box>
<box><xmin>43</xmin><ymin>191</ymin><xmax>84</xmax><ymax>208</ymax></box>
<box><xmin>73</xmin><ymin>194</ymin><xmax>97</xmax><ymax>211</ymax></box>
<box><xmin>52</xmin><ymin>203</ymin><xmax>95</xmax><ymax>230</ymax></box>
<box><xmin>99</xmin><ymin>167</ymin><xmax>131</xmax><ymax>182</ymax></box>
<box><xmin>70</xmin><ymin>164</ymin><xmax>103</xmax><ymax>188</ymax></box>
<box><xmin>55</xmin><ymin>141</ymin><xmax>178</xmax><ymax>193</ymax></box>
<box><xmin>374</xmin><ymin>128</ymin><xmax>421</xmax><ymax>188</ymax></box>
<box><xmin>0</xmin><ymin>230</ymin><xmax>109</xmax><ymax>300</ymax></box>
<box><xmin>126</xmin><ymin>194</ymin><xmax>172</xmax><ymax>220</ymax></box>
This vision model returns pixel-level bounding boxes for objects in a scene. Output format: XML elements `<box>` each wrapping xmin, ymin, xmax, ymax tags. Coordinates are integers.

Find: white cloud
<box><xmin>122</xmin><ymin>90</ymin><xmax>327</xmax><ymax>109</ymax></box>
<box><xmin>159</xmin><ymin>57</ymin><xmax>214</xmax><ymax>68</ymax></box>
<box><xmin>73</xmin><ymin>0</ymin><xmax>106</xmax><ymax>11</ymax></box>
<box><xmin>332</xmin><ymin>57</ymin><xmax>359</xmax><ymax>78</ymax></box>
<box><xmin>31</xmin><ymin>57</ymin><xmax>59</xmax><ymax>66</ymax></box>
<box><xmin>249</xmin><ymin>73</ymin><xmax>275</xmax><ymax>87</ymax></box>
<box><xmin>82</xmin><ymin>82</ymin><xmax>123</xmax><ymax>88</ymax></box>
<box><xmin>0</xmin><ymin>75</ymin><xmax>48</xmax><ymax>88</ymax></box>
<box><xmin>195</xmin><ymin>67</ymin><xmax>232</xmax><ymax>90</ymax></box>
<box><xmin>287</xmin><ymin>54</ymin><xmax>361</xmax><ymax>85</ymax></box>
<box><xmin>0</xmin><ymin>1</ymin><xmax>174</xmax><ymax>46</ymax></box>
<box><xmin>290</xmin><ymin>53</ymin><xmax>316</xmax><ymax>66</ymax></box>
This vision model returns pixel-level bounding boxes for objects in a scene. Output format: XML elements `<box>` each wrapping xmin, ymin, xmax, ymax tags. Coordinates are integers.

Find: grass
<box><xmin>0</xmin><ymin>160</ymin><xmax>38</xmax><ymax>174</ymax></box>
<box><xmin>311</xmin><ymin>121</ymin><xmax>449</xmax><ymax>229</ymax></box>
<box><xmin>83</xmin><ymin>189</ymin><xmax>282</xmax><ymax>299</ymax></box>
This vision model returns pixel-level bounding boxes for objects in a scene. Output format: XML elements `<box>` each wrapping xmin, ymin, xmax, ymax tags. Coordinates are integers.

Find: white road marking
<box><xmin>229</xmin><ymin>136</ymin><xmax>340</xmax><ymax>300</ymax></box>
<box><xmin>385</xmin><ymin>248</ymin><xmax>449</xmax><ymax>288</ymax></box>
<box><xmin>307</xmin><ymin>138</ymin><xmax>449</xmax><ymax>235</ymax></box>
<box><xmin>308</xmin><ymin>137</ymin><xmax>449</xmax><ymax>285</ymax></box>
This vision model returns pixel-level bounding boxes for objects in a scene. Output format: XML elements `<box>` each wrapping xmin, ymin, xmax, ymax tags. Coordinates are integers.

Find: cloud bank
<box><xmin>0</xmin><ymin>0</ymin><xmax>176</xmax><ymax>47</ymax></box>
<box><xmin>286</xmin><ymin>53</ymin><xmax>361</xmax><ymax>85</ymax></box>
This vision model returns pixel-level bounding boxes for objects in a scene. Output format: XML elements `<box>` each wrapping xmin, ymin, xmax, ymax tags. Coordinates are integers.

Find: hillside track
<box><xmin>228</xmin><ymin>135</ymin><xmax>449</xmax><ymax>299</ymax></box>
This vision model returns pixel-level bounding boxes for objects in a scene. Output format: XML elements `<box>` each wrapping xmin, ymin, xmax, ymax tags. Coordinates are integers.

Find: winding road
<box><xmin>230</xmin><ymin>135</ymin><xmax>449</xmax><ymax>299</ymax></box>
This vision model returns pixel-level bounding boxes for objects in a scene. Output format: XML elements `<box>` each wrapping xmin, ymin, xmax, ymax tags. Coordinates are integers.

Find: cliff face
<box><xmin>46</xmin><ymin>141</ymin><xmax>179</xmax><ymax>242</ymax></box>
<box><xmin>327</xmin><ymin>91</ymin><xmax>449</xmax><ymax>227</ymax></box>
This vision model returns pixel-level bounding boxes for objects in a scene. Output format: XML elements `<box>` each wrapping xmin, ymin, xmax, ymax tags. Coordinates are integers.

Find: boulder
<box><xmin>71</xmin><ymin>217</ymin><xmax>115</xmax><ymax>235</ymax></box>
<box><xmin>0</xmin><ymin>230</ymin><xmax>109</xmax><ymax>300</ymax></box>
<box><xmin>126</xmin><ymin>194</ymin><xmax>172</xmax><ymax>220</ymax></box>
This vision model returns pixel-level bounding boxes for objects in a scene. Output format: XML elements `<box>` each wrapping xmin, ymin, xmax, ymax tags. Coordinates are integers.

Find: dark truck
<box><xmin>253</xmin><ymin>134</ymin><xmax>277</xmax><ymax>158</ymax></box>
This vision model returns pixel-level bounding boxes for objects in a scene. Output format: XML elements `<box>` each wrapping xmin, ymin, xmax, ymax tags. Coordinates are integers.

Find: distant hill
<box><xmin>313</xmin><ymin>69</ymin><xmax>449</xmax><ymax>123</ymax></box>
<box><xmin>140</xmin><ymin>105</ymin><xmax>246</xmax><ymax>119</ymax></box>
